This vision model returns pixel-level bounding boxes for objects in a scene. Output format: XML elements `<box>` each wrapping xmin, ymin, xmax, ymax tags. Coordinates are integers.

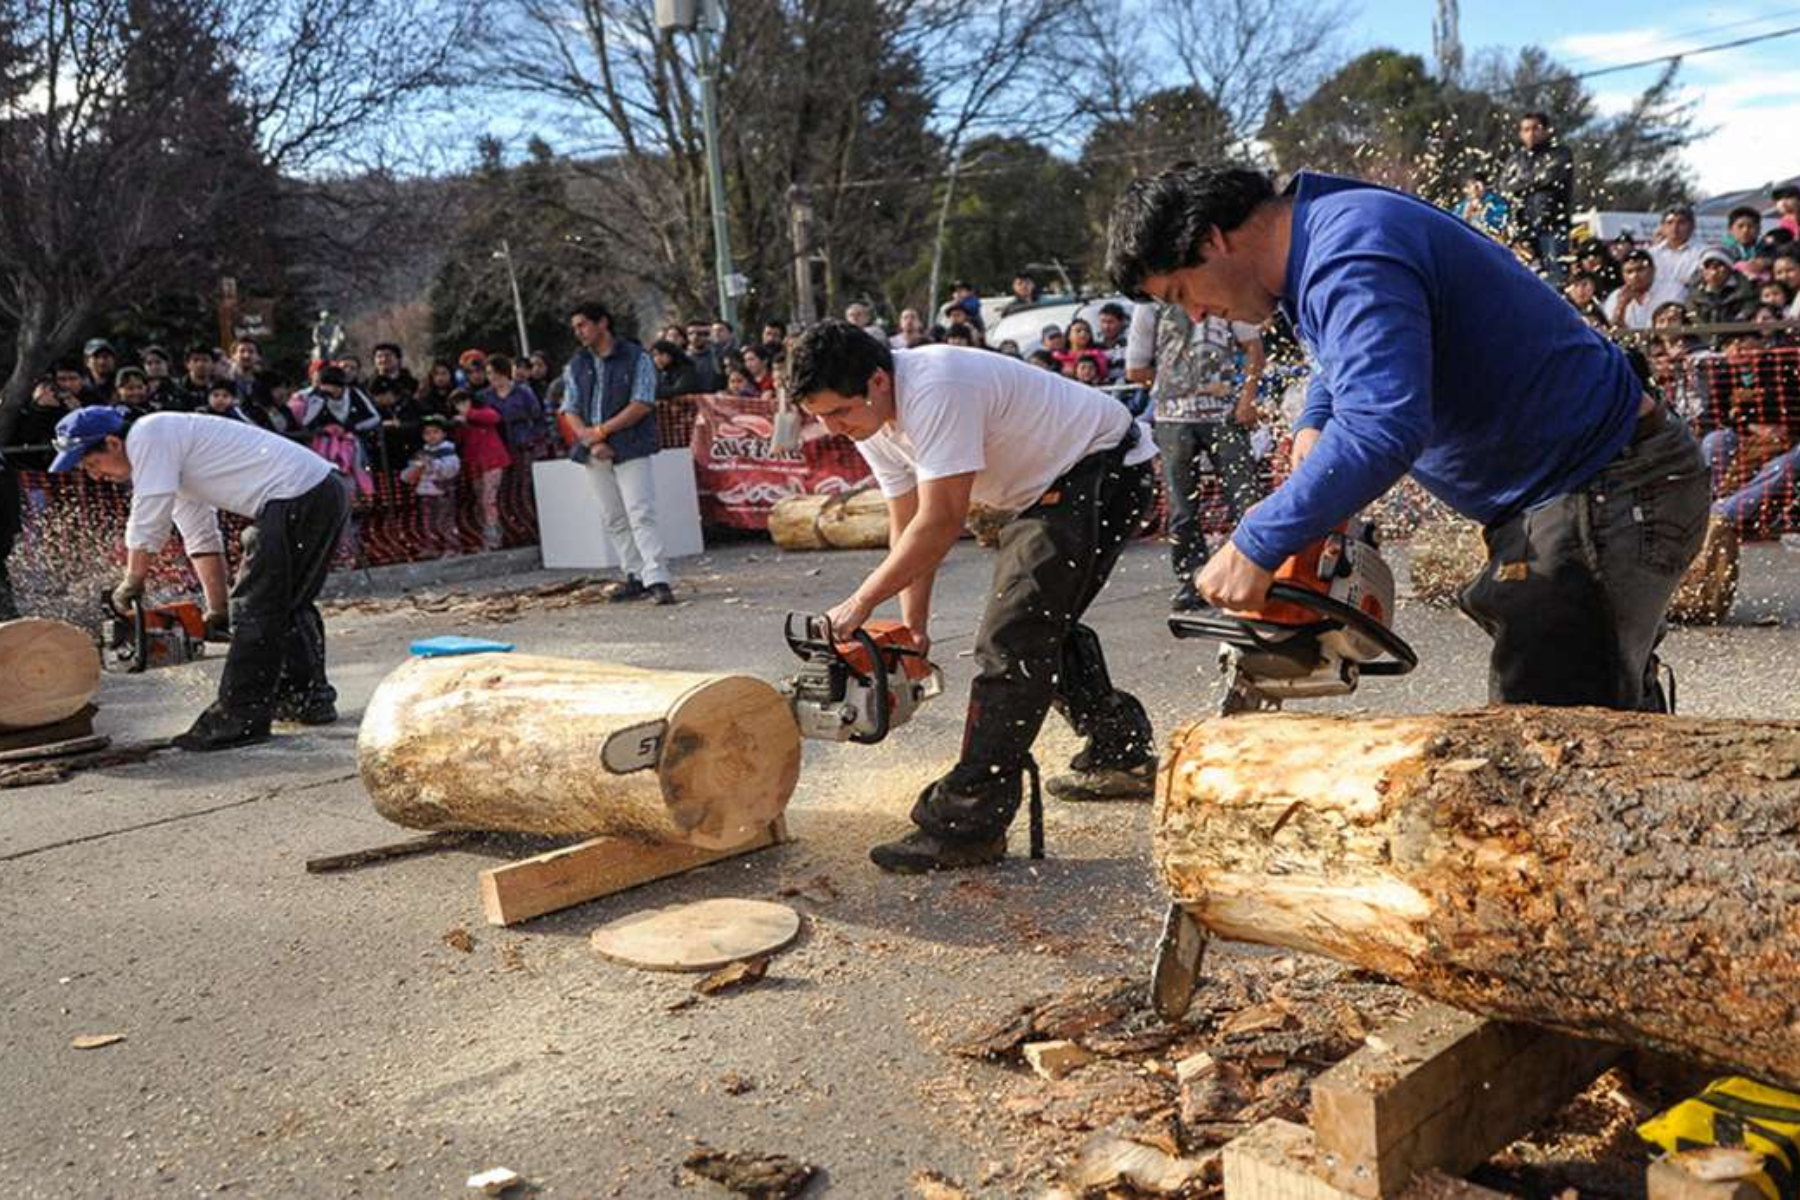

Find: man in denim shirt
<box><xmin>562</xmin><ymin>300</ymin><xmax>675</xmax><ymax>604</ymax></box>
<box><xmin>1108</xmin><ymin>164</ymin><xmax>1708</xmax><ymax>711</ymax></box>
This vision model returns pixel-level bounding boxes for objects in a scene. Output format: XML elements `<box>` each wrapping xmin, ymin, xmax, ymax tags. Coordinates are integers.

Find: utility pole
<box><xmin>657</xmin><ymin>0</ymin><xmax>740</xmax><ymax>327</ymax></box>
<box><xmin>493</xmin><ymin>239</ymin><xmax>532</xmax><ymax>358</ymax></box>
<box><xmin>788</xmin><ymin>185</ymin><xmax>817</xmax><ymax>327</ymax></box>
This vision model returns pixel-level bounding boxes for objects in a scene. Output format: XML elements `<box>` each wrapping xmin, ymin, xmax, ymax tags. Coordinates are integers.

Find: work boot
<box><xmin>1171</xmin><ymin>579</ymin><xmax>1204</xmax><ymax>612</ymax></box>
<box><xmin>1046</xmin><ymin>748</ymin><xmax>1156</xmax><ymax>802</ymax></box>
<box><xmin>173</xmin><ymin>705</ymin><xmax>272</xmax><ymax>752</ymax></box>
<box><xmin>273</xmin><ymin>691</ymin><xmax>338</xmax><ymax>726</ymax></box>
<box><xmin>869</xmin><ymin>829</ymin><xmax>1006</xmax><ymax>874</ymax></box>
<box><xmin>605</xmin><ymin>575</ymin><xmax>648</xmax><ymax>602</ymax></box>
<box><xmin>648</xmin><ymin>582</ymin><xmax>677</xmax><ymax>606</ymax></box>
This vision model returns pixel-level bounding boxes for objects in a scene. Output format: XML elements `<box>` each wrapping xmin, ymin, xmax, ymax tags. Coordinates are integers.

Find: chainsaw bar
<box><xmin>600</xmin><ymin>720</ymin><xmax>667</xmax><ymax>774</ymax></box>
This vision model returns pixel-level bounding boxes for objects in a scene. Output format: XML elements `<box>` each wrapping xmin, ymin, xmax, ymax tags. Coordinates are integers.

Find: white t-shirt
<box><xmin>1650</xmin><ymin>241</ymin><xmax>1707</xmax><ymax>298</ymax></box>
<box><xmin>1606</xmin><ymin>279</ymin><xmax>1687</xmax><ymax>331</ymax></box>
<box><xmin>855</xmin><ymin>346</ymin><xmax>1154</xmax><ymax>515</ymax></box>
<box><xmin>125</xmin><ymin>412</ymin><xmax>335</xmax><ymax>554</ymax></box>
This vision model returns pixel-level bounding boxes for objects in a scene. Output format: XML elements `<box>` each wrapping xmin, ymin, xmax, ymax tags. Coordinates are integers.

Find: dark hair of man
<box><xmin>373</xmin><ymin>341</ymin><xmax>403</xmax><ymax>357</ymax></box>
<box><xmin>1571</xmin><ymin>272</ymin><xmax>1601</xmax><ymax>288</ymax></box>
<box><xmin>1625</xmin><ymin>248</ymin><xmax>1655</xmax><ymax>266</ymax></box>
<box><xmin>1027</xmin><ymin>348</ymin><xmax>1057</xmax><ymax>367</ymax></box>
<box><xmin>786</xmin><ymin>319</ymin><xmax>894</xmax><ymax>403</ymax></box>
<box><xmin>1773</xmin><ymin>185</ymin><xmax>1799</xmax><ymax>201</ymax></box>
<box><xmin>763</xmin><ymin>319</ymin><xmax>788</xmax><ymax>336</ymax></box>
<box><xmin>1729</xmin><ymin>206</ymin><xmax>1762</xmax><ymax>226</ymax></box>
<box><xmin>1665</xmin><ymin>205</ymin><xmax>1695</xmax><ymax>221</ymax></box>
<box><xmin>1105</xmin><ymin>162</ymin><xmax>1277</xmax><ymax>301</ymax></box>
<box><xmin>115</xmin><ymin>367</ymin><xmax>146</xmax><ymax>385</ymax></box>
<box><xmin>185</xmin><ymin>345</ymin><xmax>212</xmax><ymax>361</ymax></box>
<box><xmin>233</xmin><ymin>337</ymin><xmax>259</xmax><ymax>352</ymax></box>
<box><xmin>651</xmin><ymin>339</ymin><xmax>688</xmax><ymax>362</ymax></box>
<box><xmin>1520</xmin><ymin>110</ymin><xmax>1551</xmax><ymax>127</ymax></box>
<box><xmin>571</xmin><ymin>301</ymin><xmax>611</xmax><ymax>324</ymax></box>
<box><xmin>1099</xmin><ymin>301</ymin><xmax>1128</xmax><ymax>321</ymax></box>
<box><xmin>316</xmin><ymin>365</ymin><xmax>348</xmax><ymax>388</ymax></box>
<box><xmin>209</xmin><ymin>382</ymin><xmax>235</xmax><ymax>399</ymax></box>
<box><xmin>487</xmin><ymin>354</ymin><xmax>513</xmax><ymax>377</ymax></box>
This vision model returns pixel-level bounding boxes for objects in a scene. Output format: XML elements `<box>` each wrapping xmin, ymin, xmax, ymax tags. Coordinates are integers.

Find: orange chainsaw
<box><xmin>101</xmin><ymin>595</ymin><xmax>209</xmax><ymax>674</ymax></box>
<box><xmin>598</xmin><ymin>611</ymin><xmax>944</xmax><ymax>775</ymax></box>
<box><xmin>1152</xmin><ymin>519</ymin><xmax>1417</xmax><ymax>1020</ymax></box>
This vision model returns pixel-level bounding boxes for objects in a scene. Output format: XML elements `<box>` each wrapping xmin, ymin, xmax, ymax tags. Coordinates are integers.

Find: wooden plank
<box><xmin>1310</xmin><ymin>1003</ymin><xmax>1621</xmax><ymax>1198</ymax></box>
<box><xmin>1223</xmin><ymin>1121</ymin><xmax>1510</xmax><ymax>1200</ymax></box>
<box><xmin>479</xmin><ymin>819</ymin><xmax>789</xmax><ymax>926</ymax></box>
<box><xmin>1224</xmin><ymin>1119</ymin><xmax>1355</xmax><ymax>1200</ymax></box>
<box><xmin>305</xmin><ymin>831</ymin><xmax>475</xmax><ymax>874</ymax></box>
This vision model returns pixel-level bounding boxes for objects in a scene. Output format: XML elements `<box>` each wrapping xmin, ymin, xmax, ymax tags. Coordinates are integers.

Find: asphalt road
<box><xmin>3</xmin><ymin>538</ymin><xmax>1797</xmax><ymax>1198</ymax></box>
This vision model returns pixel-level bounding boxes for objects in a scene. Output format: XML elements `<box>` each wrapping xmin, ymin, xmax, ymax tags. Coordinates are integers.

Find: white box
<box><xmin>532</xmin><ymin>451</ymin><xmax>705</xmax><ymax>570</ymax></box>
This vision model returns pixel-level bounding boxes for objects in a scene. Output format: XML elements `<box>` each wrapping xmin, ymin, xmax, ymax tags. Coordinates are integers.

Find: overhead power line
<box><xmin>1569</xmin><ymin>21</ymin><xmax>1800</xmax><ymax>81</ymax></box>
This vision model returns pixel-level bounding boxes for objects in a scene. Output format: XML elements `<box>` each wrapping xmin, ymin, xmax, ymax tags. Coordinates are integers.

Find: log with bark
<box><xmin>359</xmin><ymin>654</ymin><xmax>801</xmax><ymax>849</ymax></box>
<box><xmin>766</xmin><ymin>486</ymin><xmax>888</xmax><ymax>551</ymax></box>
<box><xmin>1404</xmin><ymin>518</ymin><xmax>1486</xmax><ymax>606</ymax></box>
<box><xmin>1667</xmin><ymin>515</ymin><xmax>1740</xmax><ymax>625</ymax></box>
<box><xmin>0</xmin><ymin>618</ymin><xmax>102</xmax><ymax>730</ymax></box>
<box><xmin>1155</xmin><ymin>706</ymin><xmax>1800</xmax><ymax>1087</ymax></box>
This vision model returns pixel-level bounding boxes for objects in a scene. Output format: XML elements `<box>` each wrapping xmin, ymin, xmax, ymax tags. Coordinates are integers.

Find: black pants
<box><xmin>1459</xmin><ymin>406</ymin><xmax>1709</xmax><ymax>710</ymax></box>
<box><xmin>915</xmin><ymin>447</ymin><xmax>1156</xmax><ymax>840</ymax></box>
<box><xmin>217</xmin><ymin>474</ymin><xmax>351</xmax><ymax>721</ymax></box>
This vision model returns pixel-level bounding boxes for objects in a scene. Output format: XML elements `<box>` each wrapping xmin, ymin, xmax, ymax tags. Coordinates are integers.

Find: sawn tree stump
<box><xmin>1155</xmin><ymin>706</ymin><xmax>1800</xmax><ymax>1087</ymax></box>
<box><xmin>359</xmin><ymin>655</ymin><xmax>801</xmax><ymax>849</ymax></box>
<box><xmin>0</xmin><ymin>618</ymin><xmax>102</xmax><ymax>730</ymax></box>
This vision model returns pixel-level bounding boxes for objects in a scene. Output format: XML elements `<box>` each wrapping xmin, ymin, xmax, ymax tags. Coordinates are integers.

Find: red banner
<box><xmin>688</xmin><ymin>394</ymin><xmax>874</xmax><ymax>529</ymax></box>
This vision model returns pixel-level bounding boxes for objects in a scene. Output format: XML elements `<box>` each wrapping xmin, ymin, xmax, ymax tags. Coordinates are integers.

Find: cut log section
<box><xmin>0</xmin><ymin>618</ymin><xmax>102</xmax><ymax>730</ymax></box>
<box><xmin>766</xmin><ymin>486</ymin><xmax>888</xmax><ymax>551</ymax></box>
<box><xmin>359</xmin><ymin>655</ymin><xmax>802</xmax><ymax>849</ymax></box>
<box><xmin>1155</xmin><ymin>707</ymin><xmax>1800</xmax><ymax>1087</ymax></box>
<box><xmin>1667</xmin><ymin>515</ymin><xmax>1740</xmax><ymax>625</ymax></box>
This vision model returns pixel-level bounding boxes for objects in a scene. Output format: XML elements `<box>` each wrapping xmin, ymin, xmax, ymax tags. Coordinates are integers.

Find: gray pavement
<box><xmin>3</xmin><ymin>538</ymin><xmax>1798</xmax><ymax>1197</ymax></box>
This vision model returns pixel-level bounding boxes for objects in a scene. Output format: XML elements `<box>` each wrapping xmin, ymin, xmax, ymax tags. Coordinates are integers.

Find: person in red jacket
<box><xmin>451</xmin><ymin>388</ymin><xmax>511</xmax><ymax>549</ymax></box>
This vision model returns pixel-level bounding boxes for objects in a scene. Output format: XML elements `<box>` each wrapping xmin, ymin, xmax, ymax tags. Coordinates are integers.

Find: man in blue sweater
<box><xmin>1107</xmin><ymin>165</ymin><xmax>1709</xmax><ymax>710</ymax></box>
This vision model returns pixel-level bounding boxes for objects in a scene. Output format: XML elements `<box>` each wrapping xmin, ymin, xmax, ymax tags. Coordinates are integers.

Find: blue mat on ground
<box><xmin>409</xmin><ymin>636</ymin><xmax>516</xmax><ymax>658</ymax></box>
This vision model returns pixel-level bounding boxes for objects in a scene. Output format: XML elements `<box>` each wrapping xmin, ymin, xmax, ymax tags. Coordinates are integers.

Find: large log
<box><xmin>1155</xmin><ymin>707</ymin><xmax>1800</xmax><ymax>1087</ymax></box>
<box><xmin>0</xmin><ymin>618</ymin><xmax>102</xmax><ymax>730</ymax></box>
<box><xmin>767</xmin><ymin>487</ymin><xmax>888</xmax><ymax>551</ymax></box>
<box><xmin>359</xmin><ymin>654</ymin><xmax>801</xmax><ymax>849</ymax></box>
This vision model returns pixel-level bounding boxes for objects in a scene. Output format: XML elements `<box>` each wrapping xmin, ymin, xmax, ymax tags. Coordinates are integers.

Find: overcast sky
<box><xmin>1355</xmin><ymin>0</ymin><xmax>1800</xmax><ymax>197</ymax></box>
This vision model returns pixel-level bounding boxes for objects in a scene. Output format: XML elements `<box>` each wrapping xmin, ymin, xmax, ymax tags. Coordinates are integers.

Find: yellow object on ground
<box><xmin>1640</xmin><ymin>1077</ymin><xmax>1800</xmax><ymax>1200</ymax></box>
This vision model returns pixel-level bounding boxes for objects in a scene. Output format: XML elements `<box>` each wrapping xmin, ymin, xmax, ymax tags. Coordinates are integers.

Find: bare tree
<box><xmin>483</xmin><ymin>0</ymin><xmax>1083</xmax><ymax>325</ymax></box>
<box><xmin>0</xmin><ymin>0</ymin><xmax>475</xmax><ymax>405</ymax></box>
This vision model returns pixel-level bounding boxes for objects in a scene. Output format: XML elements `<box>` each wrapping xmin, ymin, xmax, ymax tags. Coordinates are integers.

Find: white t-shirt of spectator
<box><xmin>1124</xmin><ymin>302</ymin><xmax>1262</xmax><ymax>422</ymax></box>
<box><xmin>1650</xmin><ymin>241</ymin><xmax>1707</xmax><ymax>298</ymax></box>
<box><xmin>1606</xmin><ymin>278</ymin><xmax>1687</xmax><ymax>331</ymax></box>
<box><xmin>855</xmin><ymin>345</ymin><xmax>1155</xmax><ymax>516</ymax></box>
<box><xmin>123</xmin><ymin>412</ymin><xmax>334</xmax><ymax>555</ymax></box>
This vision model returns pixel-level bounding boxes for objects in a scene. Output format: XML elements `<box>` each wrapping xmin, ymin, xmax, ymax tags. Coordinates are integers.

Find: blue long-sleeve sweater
<box><xmin>1231</xmin><ymin>172</ymin><xmax>1642</xmax><ymax>570</ymax></box>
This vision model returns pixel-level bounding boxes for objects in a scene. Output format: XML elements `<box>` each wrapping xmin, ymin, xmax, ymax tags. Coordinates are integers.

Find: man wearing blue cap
<box><xmin>51</xmin><ymin>408</ymin><xmax>350</xmax><ymax>750</ymax></box>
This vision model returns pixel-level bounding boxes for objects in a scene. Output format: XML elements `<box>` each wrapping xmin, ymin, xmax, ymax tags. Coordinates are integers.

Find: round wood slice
<box><xmin>0</xmin><ymin>619</ymin><xmax>102</xmax><ymax>730</ymax></box>
<box><xmin>590</xmin><ymin>898</ymin><xmax>802</xmax><ymax>972</ymax></box>
<box><xmin>658</xmin><ymin>676</ymin><xmax>801</xmax><ymax>846</ymax></box>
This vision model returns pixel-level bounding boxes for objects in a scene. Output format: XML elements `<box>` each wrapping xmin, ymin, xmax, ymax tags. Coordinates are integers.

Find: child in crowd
<box><xmin>202</xmin><ymin>382</ymin><xmax>248</xmax><ymax>420</ymax></box>
<box><xmin>1072</xmin><ymin>356</ymin><xmax>1104</xmax><ymax>388</ymax></box>
<box><xmin>726</xmin><ymin>363</ymin><xmax>759</xmax><ymax>397</ymax></box>
<box><xmin>1054</xmin><ymin>318</ymin><xmax>1109</xmax><ymax>378</ymax></box>
<box><xmin>402</xmin><ymin>415</ymin><xmax>462</xmax><ymax>558</ymax></box>
<box><xmin>451</xmin><ymin>388</ymin><xmax>510</xmax><ymax>550</ymax></box>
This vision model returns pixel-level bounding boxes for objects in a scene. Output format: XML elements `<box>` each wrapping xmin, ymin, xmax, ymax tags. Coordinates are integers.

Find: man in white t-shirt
<box><xmin>1124</xmin><ymin>302</ymin><xmax>1265</xmax><ymax>609</ymax></box>
<box><xmin>1606</xmin><ymin>249</ymin><xmax>1686</xmax><ymax>332</ymax></box>
<box><xmin>1648</xmin><ymin>206</ymin><xmax>1706</xmax><ymax>301</ymax></box>
<box><xmin>50</xmin><ymin>408</ymin><xmax>350</xmax><ymax>751</ymax></box>
<box><xmin>789</xmin><ymin>321</ymin><xmax>1160</xmax><ymax>874</ymax></box>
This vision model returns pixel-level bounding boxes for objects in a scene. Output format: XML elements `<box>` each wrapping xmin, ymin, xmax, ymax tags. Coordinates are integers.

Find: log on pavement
<box><xmin>766</xmin><ymin>487</ymin><xmax>888</xmax><ymax>551</ymax></box>
<box><xmin>1154</xmin><ymin>706</ymin><xmax>1800</xmax><ymax>1087</ymax></box>
<box><xmin>0</xmin><ymin>618</ymin><xmax>102</xmax><ymax>730</ymax></box>
<box><xmin>359</xmin><ymin>654</ymin><xmax>801</xmax><ymax>849</ymax></box>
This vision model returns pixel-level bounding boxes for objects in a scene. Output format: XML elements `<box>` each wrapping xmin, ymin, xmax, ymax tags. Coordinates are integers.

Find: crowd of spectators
<box><xmin>3</xmin><ymin>337</ymin><xmax>563</xmax><ymax>553</ymax></box>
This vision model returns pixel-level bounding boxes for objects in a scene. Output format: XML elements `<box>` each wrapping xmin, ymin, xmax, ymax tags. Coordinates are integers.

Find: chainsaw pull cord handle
<box><xmin>846</xmin><ymin>626</ymin><xmax>891</xmax><ymax>745</ymax></box>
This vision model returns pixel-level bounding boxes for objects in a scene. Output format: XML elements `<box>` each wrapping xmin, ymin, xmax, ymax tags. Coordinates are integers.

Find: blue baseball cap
<box><xmin>49</xmin><ymin>406</ymin><xmax>126</xmax><ymax>473</ymax></box>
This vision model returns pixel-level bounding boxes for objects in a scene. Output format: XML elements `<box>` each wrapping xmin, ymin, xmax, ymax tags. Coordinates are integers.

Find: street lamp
<box><xmin>655</xmin><ymin>0</ymin><xmax>740</xmax><ymax>328</ymax></box>
<box><xmin>492</xmin><ymin>239</ymin><xmax>531</xmax><ymax>359</ymax></box>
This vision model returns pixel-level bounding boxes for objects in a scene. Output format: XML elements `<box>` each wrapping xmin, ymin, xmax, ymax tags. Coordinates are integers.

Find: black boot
<box><xmin>869</xmin><ymin>829</ymin><xmax>1007</xmax><ymax>874</ymax></box>
<box><xmin>1171</xmin><ymin>577</ymin><xmax>1204</xmax><ymax>612</ymax></box>
<box><xmin>605</xmin><ymin>575</ymin><xmax>648</xmax><ymax>602</ymax></box>
<box><xmin>273</xmin><ymin>688</ymin><xmax>338</xmax><ymax>726</ymax></box>
<box><xmin>1045</xmin><ymin>749</ymin><xmax>1156</xmax><ymax>801</ymax></box>
<box><xmin>173</xmin><ymin>704</ymin><xmax>272</xmax><ymax>752</ymax></box>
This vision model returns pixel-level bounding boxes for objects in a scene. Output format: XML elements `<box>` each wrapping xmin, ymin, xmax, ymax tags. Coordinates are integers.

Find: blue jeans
<box><xmin>1715</xmin><ymin>443</ymin><xmax>1799</xmax><ymax>536</ymax></box>
<box><xmin>1154</xmin><ymin>418</ymin><xmax>1260</xmax><ymax>579</ymax></box>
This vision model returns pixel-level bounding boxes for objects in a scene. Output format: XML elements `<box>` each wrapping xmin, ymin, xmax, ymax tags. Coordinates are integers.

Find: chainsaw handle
<box><xmin>1167</xmin><ymin>583</ymin><xmax>1417</xmax><ymax>677</ymax></box>
<box><xmin>846</xmin><ymin>626</ymin><xmax>891</xmax><ymax>745</ymax></box>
